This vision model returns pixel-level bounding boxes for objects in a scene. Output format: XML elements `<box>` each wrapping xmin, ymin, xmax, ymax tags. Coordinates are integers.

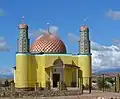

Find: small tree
<box><xmin>97</xmin><ymin>77</ymin><xmax>110</xmax><ymax>90</ymax></box>
<box><xmin>105</xmin><ymin>77</ymin><xmax>115</xmax><ymax>86</ymax></box>
<box><xmin>4</xmin><ymin>80</ymin><xmax>9</xmax><ymax>87</ymax></box>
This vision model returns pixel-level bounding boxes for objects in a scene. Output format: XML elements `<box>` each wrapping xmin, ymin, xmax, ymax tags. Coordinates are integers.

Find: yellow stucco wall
<box><xmin>34</xmin><ymin>55</ymin><xmax>46</xmax><ymax>88</ymax></box>
<box><xmin>45</xmin><ymin>68</ymin><xmax>50</xmax><ymax>81</ymax></box>
<box><xmin>45</xmin><ymin>54</ymin><xmax>73</xmax><ymax>68</ymax></box>
<box><xmin>64</xmin><ymin>68</ymin><xmax>72</xmax><ymax>86</ymax></box>
<box><xmin>16</xmin><ymin>54</ymin><xmax>29</xmax><ymax>88</ymax></box>
<box><xmin>64</xmin><ymin>68</ymin><xmax>77</xmax><ymax>87</ymax></box>
<box><xmin>15</xmin><ymin>53</ymin><xmax>92</xmax><ymax>88</ymax></box>
<box><xmin>78</xmin><ymin>55</ymin><xmax>92</xmax><ymax>86</ymax></box>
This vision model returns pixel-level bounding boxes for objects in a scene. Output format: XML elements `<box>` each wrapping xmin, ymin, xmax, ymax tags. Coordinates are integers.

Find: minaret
<box><xmin>17</xmin><ymin>16</ymin><xmax>30</xmax><ymax>53</ymax></box>
<box><xmin>78</xmin><ymin>25</ymin><xmax>92</xmax><ymax>87</ymax></box>
<box><xmin>79</xmin><ymin>25</ymin><xmax>91</xmax><ymax>54</ymax></box>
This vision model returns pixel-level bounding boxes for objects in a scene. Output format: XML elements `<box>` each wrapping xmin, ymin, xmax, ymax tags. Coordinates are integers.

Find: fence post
<box><xmin>81</xmin><ymin>77</ymin><xmax>83</xmax><ymax>94</ymax></box>
<box><xmin>118</xmin><ymin>74</ymin><xmax>120</xmax><ymax>92</ymax></box>
<box><xmin>79</xmin><ymin>77</ymin><xmax>83</xmax><ymax>94</ymax></box>
<box><xmin>118</xmin><ymin>74</ymin><xmax>119</xmax><ymax>92</ymax></box>
<box><xmin>89</xmin><ymin>77</ymin><xmax>92</xmax><ymax>94</ymax></box>
<box><xmin>116</xmin><ymin>74</ymin><xmax>120</xmax><ymax>92</ymax></box>
<box><xmin>114</xmin><ymin>77</ymin><xmax>117</xmax><ymax>92</ymax></box>
<box><xmin>102</xmin><ymin>74</ymin><xmax>105</xmax><ymax>92</ymax></box>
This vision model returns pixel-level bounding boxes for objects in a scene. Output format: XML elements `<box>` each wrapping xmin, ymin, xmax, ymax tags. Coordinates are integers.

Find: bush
<box><xmin>97</xmin><ymin>77</ymin><xmax>111</xmax><ymax>90</ymax></box>
<box><xmin>105</xmin><ymin>77</ymin><xmax>115</xmax><ymax>86</ymax></box>
<box><xmin>4</xmin><ymin>80</ymin><xmax>9</xmax><ymax>87</ymax></box>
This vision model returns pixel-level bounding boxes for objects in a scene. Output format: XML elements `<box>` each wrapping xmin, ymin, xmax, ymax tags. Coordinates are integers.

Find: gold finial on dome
<box><xmin>18</xmin><ymin>16</ymin><xmax>28</xmax><ymax>29</ymax></box>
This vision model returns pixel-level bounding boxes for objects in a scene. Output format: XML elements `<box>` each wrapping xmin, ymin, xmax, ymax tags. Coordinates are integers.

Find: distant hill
<box><xmin>94</xmin><ymin>68</ymin><xmax>120</xmax><ymax>74</ymax></box>
<box><xmin>0</xmin><ymin>73</ymin><xmax>13</xmax><ymax>79</ymax></box>
<box><xmin>0</xmin><ymin>68</ymin><xmax>119</xmax><ymax>79</ymax></box>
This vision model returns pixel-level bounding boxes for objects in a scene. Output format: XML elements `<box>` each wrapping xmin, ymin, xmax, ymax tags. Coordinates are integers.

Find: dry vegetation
<box><xmin>0</xmin><ymin>78</ymin><xmax>120</xmax><ymax>99</ymax></box>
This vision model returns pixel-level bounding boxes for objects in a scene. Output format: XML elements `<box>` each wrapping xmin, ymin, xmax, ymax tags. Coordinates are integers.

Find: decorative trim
<box><xmin>78</xmin><ymin>53</ymin><xmax>92</xmax><ymax>56</ymax></box>
<box><xmin>16</xmin><ymin>52</ymin><xmax>92</xmax><ymax>56</ymax></box>
<box><xmin>45</xmin><ymin>64</ymin><xmax>80</xmax><ymax>69</ymax></box>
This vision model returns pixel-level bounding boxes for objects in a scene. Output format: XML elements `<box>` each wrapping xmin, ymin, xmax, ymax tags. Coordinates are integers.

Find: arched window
<box><xmin>53</xmin><ymin>59</ymin><xmax>63</xmax><ymax>66</ymax></box>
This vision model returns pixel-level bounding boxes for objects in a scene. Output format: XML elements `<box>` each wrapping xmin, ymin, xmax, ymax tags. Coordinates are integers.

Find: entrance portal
<box><xmin>53</xmin><ymin>74</ymin><xmax>60</xmax><ymax>87</ymax></box>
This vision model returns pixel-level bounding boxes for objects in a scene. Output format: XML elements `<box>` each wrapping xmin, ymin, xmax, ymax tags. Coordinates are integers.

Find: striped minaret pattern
<box><xmin>17</xmin><ymin>17</ymin><xmax>30</xmax><ymax>53</ymax></box>
<box><xmin>79</xmin><ymin>25</ymin><xmax>91</xmax><ymax>54</ymax></box>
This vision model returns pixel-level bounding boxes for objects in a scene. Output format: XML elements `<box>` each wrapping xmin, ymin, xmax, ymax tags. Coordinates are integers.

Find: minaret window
<box><xmin>23</xmin><ymin>33</ymin><xmax>26</xmax><ymax>37</ymax></box>
<box><xmin>23</xmin><ymin>41</ymin><xmax>26</xmax><ymax>44</ymax></box>
<box><xmin>85</xmin><ymin>43</ymin><xmax>88</xmax><ymax>46</ymax></box>
<box><xmin>24</xmin><ymin>48</ymin><xmax>26</xmax><ymax>51</ymax></box>
<box><xmin>84</xmin><ymin>34</ymin><xmax>87</xmax><ymax>38</ymax></box>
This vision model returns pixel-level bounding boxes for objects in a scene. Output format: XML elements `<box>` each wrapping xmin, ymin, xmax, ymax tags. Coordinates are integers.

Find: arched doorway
<box><xmin>52</xmin><ymin>59</ymin><xmax>64</xmax><ymax>87</ymax></box>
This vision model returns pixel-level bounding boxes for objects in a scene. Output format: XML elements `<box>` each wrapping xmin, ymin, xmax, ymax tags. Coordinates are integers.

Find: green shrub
<box><xmin>97</xmin><ymin>77</ymin><xmax>111</xmax><ymax>90</ymax></box>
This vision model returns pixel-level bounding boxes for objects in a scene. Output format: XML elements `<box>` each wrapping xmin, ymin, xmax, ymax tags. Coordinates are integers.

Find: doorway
<box><xmin>53</xmin><ymin>74</ymin><xmax>60</xmax><ymax>87</ymax></box>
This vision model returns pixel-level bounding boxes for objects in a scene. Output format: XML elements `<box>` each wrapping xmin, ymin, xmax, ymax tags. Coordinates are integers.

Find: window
<box><xmin>81</xmin><ymin>47</ymin><xmax>84</xmax><ymax>52</ymax></box>
<box><xmin>85</xmin><ymin>47</ymin><xmax>88</xmax><ymax>52</ymax></box>
<box><xmin>23</xmin><ymin>33</ymin><xmax>26</xmax><ymax>38</ymax></box>
<box><xmin>23</xmin><ymin>41</ymin><xmax>26</xmax><ymax>44</ymax></box>
<box><xmin>85</xmin><ymin>43</ymin><xmax>88</xmax><ymax>46</ymax></box>
<box><xmin>19</xmin><ymin>47</ymin><xmax>22</xmax><ymax>51</ymax></box>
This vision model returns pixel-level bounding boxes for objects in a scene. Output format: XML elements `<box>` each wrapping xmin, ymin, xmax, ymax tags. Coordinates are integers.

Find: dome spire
<box><xmin>46</xmin><ymin>22</ymin><xmax>52</xmax><ymax>35</ymax></box>
<box><xmin>46</xmin><ymin>22</ymin><xmax>50</xmax><ymax>33</ymax></box>
<box><xmin>18</xmin><ymin>16</ymin><xmax>28</xmax><ymax>29</ymax></box>
<box><xmin>22</xmin><ymin>16</ymin><xmax>24</xmax><ymax>24</ymax></box>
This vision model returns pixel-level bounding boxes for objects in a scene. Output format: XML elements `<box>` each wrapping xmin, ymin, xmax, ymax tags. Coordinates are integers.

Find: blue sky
<box><xmin>0</xmin><ymin>0</ymin><xmax>120</xmax><ymax>73</ymax></box>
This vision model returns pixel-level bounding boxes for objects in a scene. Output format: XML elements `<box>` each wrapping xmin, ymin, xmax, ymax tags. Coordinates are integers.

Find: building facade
<box><xmin>14</xmin><ymin>21</ymin><xmax>92</xmax><ymax>90</ymax></box>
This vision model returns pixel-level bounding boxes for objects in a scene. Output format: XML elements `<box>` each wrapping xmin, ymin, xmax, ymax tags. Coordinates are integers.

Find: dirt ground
<box><xmin>2</xmin><ymin>91</ymin><xmax>120</xmax><ymax>99</ymax></box>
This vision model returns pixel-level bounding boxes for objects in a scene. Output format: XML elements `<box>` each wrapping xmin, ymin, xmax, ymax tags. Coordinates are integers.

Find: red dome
<box><xmin>30</xmin><ymin>33</ymin><xmax>66</xmax><ymax>53</ymax></box>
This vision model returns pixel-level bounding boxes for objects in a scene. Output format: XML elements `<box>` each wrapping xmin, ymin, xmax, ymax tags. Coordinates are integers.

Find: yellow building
<box><xmin>14</xmin><ymin>22</ymin><xmax>92</xmax><ymax>90</ymax></box>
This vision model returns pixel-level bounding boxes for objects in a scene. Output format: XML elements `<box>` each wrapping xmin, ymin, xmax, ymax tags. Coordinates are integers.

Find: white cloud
<box><xmin>106</xmin><ymin>9</ymin><xmax>120</xmax><ymax>20</ymax></box>
<box><xmin>0</xmin><ymin>67</ymin><xmax>13</xmax><ymax>75</ymax></box>
<box><xmin>49</xmin><ymin>26</ymin><xmax>59</xmax><ymax>34</ymax></box>
<box><xmin>0</xmin><ymin>8</ymin><xmax>5</xmax><ymax>16</ymax></box>
<box><xmin>29</xmin><ymin>26</ymin><xmax>59</xmax><ymax>39</ymax></box>
<box><xmin>92</xmin><ymin>41</ymin><xmax>120</xmax><ymax>72</ymax></box>
<box><xmin>68</xmin><ymin>33</ymin><xmax>79</xmax><ymax>44</ymax></box>
<box><xmin>68</xmin><ymin>33</ymin><xmax>120</xmax><ymax>72</ymax></box>
<box><xmin>0</xmin><ymin>37</ymin><xmax>10</xmax><ymax>51</ymax></box>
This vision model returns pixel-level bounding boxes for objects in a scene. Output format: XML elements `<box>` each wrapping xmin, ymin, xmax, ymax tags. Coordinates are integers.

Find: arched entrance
<box><xmin>52</xmin><ymin>59</ymin><xmax>64</xmax><ymax>87</ymax></box>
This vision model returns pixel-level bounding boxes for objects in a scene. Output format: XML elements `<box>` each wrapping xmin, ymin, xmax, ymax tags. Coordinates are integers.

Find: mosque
<box><xmin>14</xmin><ymin>19</ymin><xmax>92</xmax><ymax>90</ymax></box>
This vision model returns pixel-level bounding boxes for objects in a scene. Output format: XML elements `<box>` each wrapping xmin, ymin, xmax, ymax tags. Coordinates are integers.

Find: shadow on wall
<box><xmin>31</xmin><ymin>56</ymin><xmax>38</xmax><ymax>87</ymax></box>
